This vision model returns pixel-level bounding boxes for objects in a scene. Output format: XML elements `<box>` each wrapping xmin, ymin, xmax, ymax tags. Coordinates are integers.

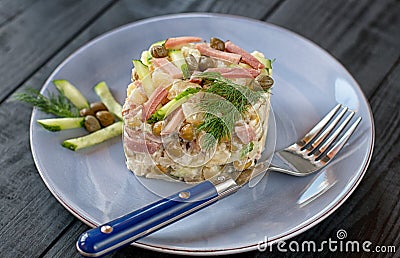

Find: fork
<box><xmin>76</xmin><ymin>103</ymin><xmax>361</xmax><ymax>257</ymax></box>
<box><xmin>269</xmin><ymin>104</ymin><xmax>362</xmax><ymax>176</ymax></box>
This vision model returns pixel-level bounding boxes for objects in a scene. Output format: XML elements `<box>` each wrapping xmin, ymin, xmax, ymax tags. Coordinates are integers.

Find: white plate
<box><xmin>31</xmin><ymin>13</ymin><xmax>374</xmax><ymax>255</ymax></box>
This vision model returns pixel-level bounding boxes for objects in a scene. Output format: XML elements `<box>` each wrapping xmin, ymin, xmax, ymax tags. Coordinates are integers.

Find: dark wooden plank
<box><xmin>265</xmin><ymin>60</ymin><xmax>400</xmax><ymax>258</ymax></box>
<box><xmin>83</xmin><ymin>0</ymin><xmax>282</xmax><ymax>37</ymax></box>
<box><xmin>267</xmin><ymin>0</ymin><xmax>400</xmax><ymax>97</ymax></box>
<box><xmin>0</xmin><ymin>0</ymin><xmax>36</xmax><ymax>26</ymax></box>
<box><xmin>1</xmin><ymin>0</ymin><xmax>399</xmax><ymax>257</ymax></box>
<box><xmin>0</xmin><ymin>0</ymin><xmax>115</xmax><ymax>103</ymax></box>
<box><xmin>260</xmin><ymin>0</ymin><xmax>400</xmax><ymax>257</ymax></box>
<box><xmin>0</xmin><ymin>67</ymin><xmax>81</xmax><ymax>257</ymax></box>
<box><xmin>0</xmin><ymin>0</ymin><xmax>283</xmax><ymax>257</ymax></box>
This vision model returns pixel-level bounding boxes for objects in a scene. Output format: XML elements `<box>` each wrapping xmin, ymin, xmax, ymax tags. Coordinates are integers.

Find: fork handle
<box><xmin>76</xmin><ymin>178</ymin><xmax>238</xmax><ymax>257</ymax></box>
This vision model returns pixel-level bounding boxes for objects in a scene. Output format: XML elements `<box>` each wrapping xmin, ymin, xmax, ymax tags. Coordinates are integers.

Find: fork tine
<box><xmin>320</xmin><ymin>116</ymin><xmax>362</xmax><ymax>162</ymax></box>
<box><xmin>305</xmin><ymin>106</ymin><xmax>348</xmax><ymax>151</ymax></box>
<box><xmin>315</xmin><ymin>110</ymin><xmax>355</xmax><ymax>156</ymax></box>
<box><xmin>298</xmin><ymin>104</ymin><xmax>341</xmax><ymax>148</ymax></box>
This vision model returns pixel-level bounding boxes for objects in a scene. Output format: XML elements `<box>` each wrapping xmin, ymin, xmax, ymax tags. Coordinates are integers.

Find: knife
<box><xmin>76</xmin><ymin>163</ymin><xmax>269</xmax><ymax>257</ymax></box>
<box><xmin>297</xmin><ymin>170</ymin><xmax>337</xmax><ymax>206</ymax></box>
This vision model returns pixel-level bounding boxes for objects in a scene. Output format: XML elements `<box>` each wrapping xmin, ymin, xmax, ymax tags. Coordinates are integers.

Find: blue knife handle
<box><xmin>76</xmin><ymin>180</ymin><xmax>225</xmax><ymax>257</ymax></box>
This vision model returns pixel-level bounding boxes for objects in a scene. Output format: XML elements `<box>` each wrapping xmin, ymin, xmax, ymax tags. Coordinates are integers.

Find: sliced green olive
<box><xmin>96</xmin><ymin>111</ymin><xmax>114</xmax><ymax>127</ymax></box>
<box><xmin>256</xmin><ymin>74</ymin><xmax>274</xmax><ymax>90</ymax></box>
<box><xmin>90</xmin><ymin>102</ymin><xmax>107</xmax><ymax>113</ymax></box>
<box><xmin>80</xmin><ymin>108</ymin><xmax>94</xmax><ymax>117</ymax></box>
<box><xmin>84</xmin><ymin>115</ymin><xmax>101</xmax><ymax>132</ymax></box>
<box><xmin>198</xmin><ymin>56</ymin><xmax>216</xmax><ymax>71</ymax></box>
<box><xmin>210</xmin><ymin>37</ymin><xmax>225</xmax><ymax>51</ymax></box>
<box><xmin>185</xmin><ymin>54</ymin><xmax>198</xmax><ymax>74</ymax></box>
<box><xmin>150</xmin><ymin>45</ymin><xmax>168</xmax><ymax>58</ymax></box>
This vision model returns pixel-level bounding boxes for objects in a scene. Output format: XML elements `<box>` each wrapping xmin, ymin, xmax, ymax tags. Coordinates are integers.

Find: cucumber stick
<box><xmin>93</xmin><ymin>81</ymin><xmax>123</xmax><ymax>120</ymax></box>
<box><xmin>251</xmin><ymin>52</ymin><xmax>273</xmax><ymax>76</ymax></box>
<box><xmin>62</xmin><ymin>121</ymin><xmax>123</xmax><ymax>151</ymax></box>
<box><xmin>53</xmin><ymin>80</ymin><xmax>89</xmax><ymax>109</ymax></box>
<box><xmin>140</xmin><ymin>50</ymin><xmax>151</xmax><ymax>66</ymax></box>
<box><xmin>132</xmin><ymin>60</ymin><xmax>155</xmax><ymax>97</ymax></box>
<box><xmin>169</xmin><ymin>50</ymin><xmax>186</xmax><ymax>70</ymax></box>
<box><xmin>37</xmin><ymin>117</ymin><xmax>84</xmax><ymax>131</ymax></box>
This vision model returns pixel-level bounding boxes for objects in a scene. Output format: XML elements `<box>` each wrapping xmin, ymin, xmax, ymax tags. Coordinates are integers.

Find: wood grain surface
<box><xmin>0</xmin><ymin>0</ymin><xmax>399</xmax><ymax>257</ymax></box>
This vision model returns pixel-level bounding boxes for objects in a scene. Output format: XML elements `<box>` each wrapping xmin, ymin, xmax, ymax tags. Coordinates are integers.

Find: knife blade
<box><xmin>297</xmin><ymin>170</ymin><xmax>337</xmax><ymax>206</ymax></box>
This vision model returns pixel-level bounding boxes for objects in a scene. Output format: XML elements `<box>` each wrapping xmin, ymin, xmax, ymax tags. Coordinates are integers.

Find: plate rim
<box><xmin>30</xmin><ymin>12</ymin><xmax>375</xmax><ymax>255</ymax></box>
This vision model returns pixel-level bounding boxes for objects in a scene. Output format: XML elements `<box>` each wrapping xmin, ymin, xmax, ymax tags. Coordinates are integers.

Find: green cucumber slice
<box><xmin>62</xmin><ymin>121</ymin><xmax>123</xmax><ymax>151</ymax></box>
<box><xmin>53</xmin><ymin>80</ymin><xmax>89</xmax><ymax>109</ymax></box>
<box><xmin>132</xmin><ymin>60</ymin><xmax>155</xmax><ymax>97</ymax></box>
<box><xmin>37</xmin><ymin>117</ymin><xmax>84</xmax><ymax>131</ymax></box>
<box><xmin>93</xmin><ymin>81</ymin><xmax>123</xmax><ymax>120</ymax></box>
<box><xmin>169</xmin><ymin>50</ymin><xmax>186</xmax><ymax>69</ymax></box>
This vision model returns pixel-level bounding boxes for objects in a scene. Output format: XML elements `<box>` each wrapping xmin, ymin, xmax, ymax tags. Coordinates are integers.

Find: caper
<box><xmin>179</xmin><ymin>123</ymin><xmax>195</xmax><ymax>141</ymax></box>
<box><xmin>84</xmin><ymin>115</ymin><xmax>101</xmax><ymax>132</ymax></box>
<box><xmin>185</xmin><ymin>54</ymin><xmax>198</xmax><ymax>74</ymax></box>
<box><xmin>210</xmin><ymin>37</ymin><xmax>225</xmax><ymax>51</ymax></box>
<box><xmin>152</xmin><ymin>121</ymin><xmax>164</xmax><ymax>136</ymax></box>
<box><xmin>80</xmin><ymin>108</ymin><xmax>94</xmax><ymax>117</ymax></box>
<box><xmin>95</xmin><ymin>111</ymin><xmax>114</xmax><ymax>127</ymax></box>
<box><xmin>256</xmin><ymin>74</ymin><xmax>274</xmax><ymax>90</ymax></box>
<box><xmin>150</xmin><ymin>45</ymin><xmax>168</xmax><ymax>58</ymax></box>
<box><xmin>198</xmin><ymin>56</ymin><xmax>216</xmax><ymax>71</ymax></box>
<box><xmin>90</xmin><ymin>102</ymin><xmax>108</xmax><ymax>113</ymax></box>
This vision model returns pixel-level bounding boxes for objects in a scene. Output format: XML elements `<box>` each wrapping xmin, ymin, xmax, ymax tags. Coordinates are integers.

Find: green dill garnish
<box><xmin>13</xmin><ymin>88</ymin><xmax>79</xmax><ymax>117</ymax></box>
<box><xmin>197</xmin><ymin>96</ymin><xmax>241</xmax><ymax>149</ymax></box>
<box><xmin>194</xmin><ymin>72</ymin><xmax>264</xmax><ymax>148</ymax></box>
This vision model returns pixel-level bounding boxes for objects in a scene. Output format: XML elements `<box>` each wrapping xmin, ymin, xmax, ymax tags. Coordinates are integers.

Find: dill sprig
<box><xmin>197</xmin><ymin>96</ymin><xmax>241</xmax><ymax>149</ymax></box>
<box><xmin>195</xmin><ymin>72</ymin><xmax>264</xmax><ymax>148</ymax></box>
<box><xmin>198</xmin><ymin>72</ymin><xmax>262</xmax><ymax>112</ymax></box>
<box><xmin>13</xmin><ymin>88</ymin><xmax>79</xmax><ymax>117</ymax></box>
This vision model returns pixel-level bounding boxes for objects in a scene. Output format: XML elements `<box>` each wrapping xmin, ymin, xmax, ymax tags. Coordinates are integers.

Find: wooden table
<box><xmin>1</xmin><ymin>0</ymin><xmax>399</xmax><ymax>257</ymax></box>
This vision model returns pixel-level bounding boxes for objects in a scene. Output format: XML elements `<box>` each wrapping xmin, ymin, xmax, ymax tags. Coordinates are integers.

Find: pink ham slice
<box><xmin>225</xmin><ymin>41</ymin><xmax>264</xmax><ymax>70</ymax></box>
<box><xmin>247</xmin><ymin>68</ymin><xmax>261</xmax><ymax>77</ymax></box>
<box><xmin>161</xmin><ymin>108</ymin><xmax>184</xmax><ymax>135</ymax></box>
<box><xmin>124</xmin><ymin>128</ymin><xmax>161</xmax><ymax>154</ymax></box>
<box><xmin>152</xmin><ymin>57</ymin><xmax>183</xmax><ymax>79</ymax></box>
<box><xmin>142</xmin><ymin>86</ymin><xmax>168</xmax><ymax>121</ymax></box>
<box><xmin>196</xmin><ymin>43</ymin><xmax>241</xmax><ymax>64</ymax></box>
<box><xmin>235</xmin><ymin>123</ymin><xmax>256</xmax><ymax>144</ymax></box>
<box><xmin>164</xmin><ymin>36</ymin><xmax>202</xmax><ymax>50</ymax></box>
<box><xmin>205</xmin><ymin>67</ymin><xmax>259</xmax><ymax>78</ymax></box>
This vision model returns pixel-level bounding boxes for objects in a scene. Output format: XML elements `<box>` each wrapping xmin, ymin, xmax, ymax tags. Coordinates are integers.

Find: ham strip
<box><xmin>125</xmin><ymin>127</ymin><xmax>162</xmax><ymax>144</ymax></box>
<box><xmin>247</xmin><ymin>68</ymin><xmax>261</xmax><ymax>77</ymax></box>
<box><xmin>142</xmin><ymin>86</ymin><xmax>168</xmax><ymax>121</ymax></box>
<box><xmin>161</xmin><ymin>108</ymin><xmax>184</xmax><ymax>135</ymax></box>
<box><xmin>164</xmin><ymin>36</ymin><xmax>202</xmax><ymax>49</ymax></box>
<box><xmin>196</xmin><ymin>43</ymin><xmax>241</xmax><ymax>64</ymax></box>
<box><xmin>225</xmin><ymin>41</ymin><xmax>265</xmax><ymax>70</ymax></box>
<box><xmin>124</xmin><ymin>128</ymin><xmax>161</xmax><ymax>154</ymax></box>
<box><xmin>152</xmin><ymin>57</ymin><xmax>183</xmax><ymax>79</ymax></box>
<box><xmin>235</xmin><ymin>123</ymin><xmax>256</xmax><ymax>144</ymax></box>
